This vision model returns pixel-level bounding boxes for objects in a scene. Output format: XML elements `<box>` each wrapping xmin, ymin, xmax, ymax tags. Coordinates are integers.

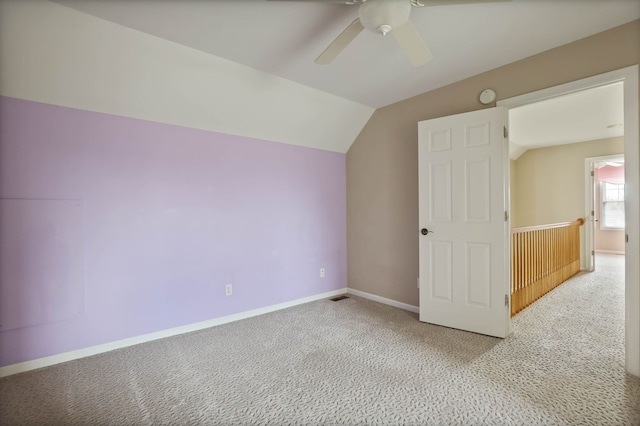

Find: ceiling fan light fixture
<box><xmin>378</xmin><ymin>24</ymin><xmax>392</xmax><ymax>35</ymax></box>
<box><xmin>359</xmin><ymin>0</ymin><xmax>411</xmax><ymax>35</ymax></box>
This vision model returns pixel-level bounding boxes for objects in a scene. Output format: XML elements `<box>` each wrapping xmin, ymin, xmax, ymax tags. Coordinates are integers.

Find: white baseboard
<box><xmin>0</xmin><ymin>288</ymin><xmax>347</xmax><ymax>378</ymax></box>
<box><xmin>347</xmin><ymin>288</ymin><xmax>419</xmax><ymax>313</ymax></box>
<box><xmin>596</xmin><ymin>249</ymin><xmax>625</xmax><ymax>255</ymax></box>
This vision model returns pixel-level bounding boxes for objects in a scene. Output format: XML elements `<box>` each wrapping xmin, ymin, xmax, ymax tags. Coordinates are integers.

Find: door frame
<box><xmin>497</xmin><ymin>65</ymin><xmax>639</xmax><ymax>377</ymax></box>
<box><xmin>585</xmin><ymin>153</ymin><xmax>625</xmax><ymax>271</ymax></box>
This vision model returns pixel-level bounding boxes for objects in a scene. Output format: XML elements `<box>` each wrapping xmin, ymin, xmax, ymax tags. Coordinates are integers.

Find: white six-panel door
<box><xmin>418</xmin><ymin>107</ymin><xmax>510</xmax><ymax>338</ymax></box>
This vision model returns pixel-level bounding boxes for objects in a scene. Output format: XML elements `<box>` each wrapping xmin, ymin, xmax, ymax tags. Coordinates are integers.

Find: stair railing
<box><xmin>510</xmin><ymin>218</ymin><xmax>584</xmax><ymax>316</ymax></box>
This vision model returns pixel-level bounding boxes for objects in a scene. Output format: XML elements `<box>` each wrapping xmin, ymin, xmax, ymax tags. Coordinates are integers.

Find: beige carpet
<box><xmin>1</xmin><ymin>254</ymin><xmax>639</xmax><ymax>425</ymax></box>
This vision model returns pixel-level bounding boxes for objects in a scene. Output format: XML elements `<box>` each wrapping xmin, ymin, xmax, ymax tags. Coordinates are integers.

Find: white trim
<box><xmin>596</xmin><ymin>249</ymin><xmax>625</xmax><ymax>255</ymax></box>
<box><xmin>504</xmin><ymin>115</ymin><xmax>513</xmax><ymax>337</ymax></box>
<box><xmin>585</xmin><ymin>158</ymin><xmax>596</xmax><ymax>271</ymax></box>
<box><xmin>0</xmin><ymin>288</ymin><xmax>347</xmax><ymax>378</ymax></box>
<box><xmin>499</xmin><ymin>65</ymin><xmax>640</xmax><ymax>377</ymax></box>
<box><xmin>347</xmin><ymin>288</ymin><xmax>419</xmax><ymax>313</ymax></box>
<box><xmin>497</xmin><ymin>68</ymin><xmax>632</xmax><ymax>108</ymax></box>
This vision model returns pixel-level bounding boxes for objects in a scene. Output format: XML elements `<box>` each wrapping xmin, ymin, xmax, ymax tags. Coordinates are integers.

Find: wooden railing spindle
<box><xmin>510</xmin><ymin>218</ymin><xmax>584</xmax><ymax>316</ymax></box>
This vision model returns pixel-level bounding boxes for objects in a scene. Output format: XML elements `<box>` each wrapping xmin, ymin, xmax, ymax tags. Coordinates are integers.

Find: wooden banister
<box><xmin>510</xmin><ymin>218</ymin><xmax>584</xmax><ymax>316</ymax></box>
<box><xmin>511</xmin><ymin>218</ymin><xmax>585</xmax><ymax>233</ymax></box>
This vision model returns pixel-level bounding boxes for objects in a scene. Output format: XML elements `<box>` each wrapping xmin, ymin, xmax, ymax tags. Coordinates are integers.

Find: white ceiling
<box><xmin>509</xmin><ymin>82</ymin><xmax>625</xmax><ymax>159</ymax></box>
<box><xmin>55</xmin><ymin>0</ymin><xmax>640</xmax><ymax>109</ymax></box>
<box><xmin>0</xmin><ymin>0</ymin><xmax>374</xmax><ymax>153</ymax></box>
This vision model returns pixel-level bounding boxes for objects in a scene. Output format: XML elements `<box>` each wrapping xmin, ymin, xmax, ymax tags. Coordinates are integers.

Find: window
<box><xmin>601</xmin><ymin>182</ymin><xmax>625</xmax><ymax>229</ymax></box>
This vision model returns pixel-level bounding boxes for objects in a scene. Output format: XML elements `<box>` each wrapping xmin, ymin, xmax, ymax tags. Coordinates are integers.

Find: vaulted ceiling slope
<box><xmin>2</xmin><ymin>1</ymin><xmax>639</xmax><ymax>155</ymax></box>
<box><xmin>54</xmin><ymin>0</ymin><xmax>640</xmax><ymax>109</ymax></box>
<box><xmin>0</xmin><ymin>0</ymin><xmax>374</xmax><ymax>154</ymax></box>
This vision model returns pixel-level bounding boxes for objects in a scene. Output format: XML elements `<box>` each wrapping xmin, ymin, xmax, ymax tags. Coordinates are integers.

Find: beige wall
<box><xmin>512</xmin><ymin>137</ymin><xmax>624</xmax><ymax>227</ymax></box>
<box><xmin>346</xmin><ymin>20</ymin><xmax>639</xmax><ymax>307</ymax></box>
<box><xmin>596</xmin><ymin>227</ymin><xmax>626</xmax><ymax>253</ymax></box>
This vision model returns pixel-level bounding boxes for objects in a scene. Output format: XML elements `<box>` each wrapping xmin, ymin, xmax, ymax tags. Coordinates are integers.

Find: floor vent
<box><xmin>330</xmin><ymin>295</ymin><xmax>349</xmax><ymax>302</ymax></box>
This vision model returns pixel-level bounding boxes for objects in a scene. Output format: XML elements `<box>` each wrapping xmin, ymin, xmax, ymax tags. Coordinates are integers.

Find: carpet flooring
<box><xmin>1</xmin><ymin>254</ymin><xmax>639</xmax><ymax>425</ymax></box>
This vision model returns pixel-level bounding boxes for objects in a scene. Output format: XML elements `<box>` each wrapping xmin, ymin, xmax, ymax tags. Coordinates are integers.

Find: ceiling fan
<box><xmin>270</xmin><ymin>0</ymin><xmax>510</xmax><ymax>67</ymax></box>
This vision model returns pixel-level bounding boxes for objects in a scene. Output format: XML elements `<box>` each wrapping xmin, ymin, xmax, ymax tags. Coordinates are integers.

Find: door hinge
<box><xmin>626</xmin><ymin>234</ymin><xmax>629</xmax><ymax>243</ymax></box>
<box><xmin>503</xmin><ymin>126</ymin><xmax>508</xmax><ymax>138</ymax></box>
<box><xmin>504</xmin><ymin>211</ymin><xmax>509</xmax><ymax>222</ymax></box>
<box><xmin>505</xmin><ymin>294</ymin><xmax>509</xmax><ymax>306</ymax></box>
<box><xmin>592</xmin><ymin>250</ymin><xmax>595</xmax><ymax>256</ymax></box>
<box><xmin>591</xmin><ymin>171</ymin><xmax>595</xmax><ymax>177</ymax></box>
<box><xmin>591</xmin><ymin>210</ymin><xmax>594</xmax><ymax>217</ymax></box>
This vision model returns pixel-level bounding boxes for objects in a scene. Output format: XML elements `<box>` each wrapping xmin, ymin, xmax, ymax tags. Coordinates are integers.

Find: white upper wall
<box><xmin>0</xmin><ymin>0</ymin><xmax>374</xmax><ymax>153</ymax></box>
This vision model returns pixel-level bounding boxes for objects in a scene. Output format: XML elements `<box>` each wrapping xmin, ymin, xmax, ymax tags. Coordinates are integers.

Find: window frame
<box><xmin>600</xmin><ymin>181</ymin><xmax>625</xmax><ymax>230</ymax></box>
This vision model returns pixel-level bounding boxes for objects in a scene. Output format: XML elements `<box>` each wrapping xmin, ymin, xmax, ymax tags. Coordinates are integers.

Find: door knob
<box><xmin>421</xmin><ymin>228</ymin><xmax>433</xmax><ymax>235</ymax></box>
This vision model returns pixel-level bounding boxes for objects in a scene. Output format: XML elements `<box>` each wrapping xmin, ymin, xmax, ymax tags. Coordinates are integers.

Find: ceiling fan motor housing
<box><xmin>359</xmin><ymin>0</ymin><xmax>411</xmax><ymax>35</ymax></box>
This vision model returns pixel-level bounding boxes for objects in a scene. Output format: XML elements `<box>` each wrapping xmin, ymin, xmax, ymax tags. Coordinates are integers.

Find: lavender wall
<box><xmin>0</xmin><ymin>96</ymin><xmax>347</xmax><ymax>367</ymax></box>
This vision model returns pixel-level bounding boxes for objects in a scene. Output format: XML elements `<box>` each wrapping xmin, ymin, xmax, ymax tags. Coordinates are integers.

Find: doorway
<box><xmin>498</xmin><ymin>65</ymin><xmax>639</xmax><ymax>377</ymax></box>
<box><xmin>586</xmin><ymin>154</ymin><xmax>626</xmax><ymax>272</ymax></box>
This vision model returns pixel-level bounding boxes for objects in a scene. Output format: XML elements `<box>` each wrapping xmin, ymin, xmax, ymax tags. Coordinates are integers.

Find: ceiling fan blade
<box><xmin>416</xmin><ymin>0</ymin><xmax>511</xmax><ymax>6</ymax></box>
<box><xmin>315</xmin><ymin>18</ymin><xmax>364</xmax><ymax>65</ymax></box>
<box><xmin>392</xmin><ymin>21</ymin><xmax>433</xmax><ymax>67</ymax></box>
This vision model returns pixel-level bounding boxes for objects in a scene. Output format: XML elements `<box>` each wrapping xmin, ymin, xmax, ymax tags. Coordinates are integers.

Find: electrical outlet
<box><xmin>225</xmin><ymin>284</ymin><xmax>233</xmax><ymax>296</ymax></box>
<box><xmin>320</xmin><ymin>268</ymin><xmax>325</xmax><ymax>278</ymax></box>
